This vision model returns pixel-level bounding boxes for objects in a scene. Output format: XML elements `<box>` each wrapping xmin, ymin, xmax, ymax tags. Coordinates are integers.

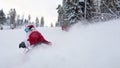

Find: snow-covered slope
<box><xmin>0</xmin><ymin>19</ymin><xmax>120</xmax><ymax>68</ymax></box>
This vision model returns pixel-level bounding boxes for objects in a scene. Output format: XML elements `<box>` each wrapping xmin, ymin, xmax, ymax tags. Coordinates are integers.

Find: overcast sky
<box><xmin>0</xmin><ymin>0</ymin><xmax>62</xmax><ymax>26</ymax></box>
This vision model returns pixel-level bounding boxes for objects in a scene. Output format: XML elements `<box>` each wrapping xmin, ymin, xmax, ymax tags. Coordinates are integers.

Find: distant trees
<box><xmin>0</xmin><ymin>8</ymin><xmax>52</xmax><ymax>29</ymax></box>
<box><xmin>0</xmin><ymin>8</ymin><xmax>29</xmax><ymax>29</ymax></box>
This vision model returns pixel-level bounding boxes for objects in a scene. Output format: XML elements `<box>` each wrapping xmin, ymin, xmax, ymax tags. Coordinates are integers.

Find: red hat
<box><xmin>26</xmin><ymin>24</ymin><xmax>35</xmax><ymax>30</ymax></box>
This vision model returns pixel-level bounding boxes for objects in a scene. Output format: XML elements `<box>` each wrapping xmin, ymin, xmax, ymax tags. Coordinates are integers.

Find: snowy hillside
<box><xmin>0</xmin><ymin>19</ymin><xmax>120</xmax><ymax>68</ymax></box>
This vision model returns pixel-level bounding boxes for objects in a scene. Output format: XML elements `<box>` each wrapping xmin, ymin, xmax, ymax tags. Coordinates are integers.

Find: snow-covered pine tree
<box><xmin>56</xmin><ymin>4</ymin><xmax>64</xmax><ymax>26</ymax></box>
<box><xmin>100</xmin><ymin>0</ymin><xmax>118</xmax><ymax>21</ymax></box>
<box><xmin>35</xmin><ymin>17</ymin><xmax>39</xmax><ymax>27</ymax></box>
<box><xmin>0</xmin><ymin>9</ymin><xmax>6</xmax><ymax>25</ymax></box>
<box><xmin>63</xmin><ymin>0</ymin><xmax>84</xmax><ymax>25</ymax></box>
<box><xmin>40</xmin><ymin>16</ymin><xmax>44</xmax><ymax>27</ymax></box>
<box><xmin>28</xmin><ymin>14</ymin><xmax>31</xmax><ymax>23</ymax></box>
<box><xmin>85</xmin><ymin>0</ymin><xmax>94</xmax><ymax>21</ymax></box>
<box><xmin>56</xmin><ymin>0</ymin><xmax>85</xmax><ymax>30</ymax></box>
<box><xmin>9</xmin><ymin>8</ymin><xmax>16</xmax><ymax>29</ymax></box>
<box><xmin>16</xmin><ymin>15</ymin><xmax>20</xmax><ymax>25</ymax></box>
<box><xmin>55</xmin><ymin>22</ymin><xmax>59</xmax><ymax>27</ymax></box>
<box><xmin>64</xmin><ymin>0</ymin><xmax>74</xmax><ymax>25</ymax></box>
<box><xmin>115</xmin><ymin>0</ymin><xmax>120</xmax><ymax>16</ymax></box>
<box><xmin>51</xmin><ymin>23</ymin><xmax>53</xmax><ymax>27</ymax></box>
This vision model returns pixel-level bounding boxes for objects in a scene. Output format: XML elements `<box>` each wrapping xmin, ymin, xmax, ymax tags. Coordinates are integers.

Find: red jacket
<box><xmin>27</xmin><ymin>31</ymin><xmax>50</xmax><ymax>46</ymax></box>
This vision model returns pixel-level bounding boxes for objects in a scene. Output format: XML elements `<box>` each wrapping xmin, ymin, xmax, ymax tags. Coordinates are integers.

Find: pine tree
<box><xmin>16</xmin><ymin>15</ymin><xmax>20</xmax><ymax>25</ymax></box>
<box><xmin>0</xmin><ymin>9</ymin><xmax>6</xmax><ymax>25</ymax></box>
<box><xmin>63</xmin><ymin>1</ymin><xmax>75</xmax><ymax>25</ymax></box>
<box><xmin>9</xmin><ymin>8</ymin><xmax>16</xmax><ymax>29</ymax></box>
<box><xmin>99</xmin><ymin>0</ymin><xmax>118</xmax><ymax>21</ymax></box>
<box><xmin>40</xmin><ymin>16</ymin><xmax>44</xmax><ymax>27</ymax></box>
<box><xmin>51</xmin><ymin>23</ymin><xmax>53</xmax><ymax>27</ymax></box>
<box><xmin>35</xmin><ymin>17</ymin><xmax>39</xmax><ymax>27</ymax></box>
<box><xmin>84</xmin><ymin>0</ymin><xmax>94</xmax><ymax>20</ymax></box>
<box><xmin>28</xmin><ymin>14</ymin><xmax>31</xmax><ymax>23</ymax></box>
<box><xmin>57</xmin><ymin>0</ymin><xmax>85</xmax><ymax>28</ymax></box>
<box><xmin>55</xmin><ymin>22</ymin><xmax>59</xmax><ymax>27</ymax></box>
<box><xmin>57</xmin><ymin>4</ymin><xmax>64</xmax><ymax>26</ymax></box>
<box><xmin>116</xmin><ymin>0</ymin><xmax>120</xmax><ymax>16</ymax></box>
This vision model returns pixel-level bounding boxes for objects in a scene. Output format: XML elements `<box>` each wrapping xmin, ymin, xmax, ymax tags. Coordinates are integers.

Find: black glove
<box><xmin>19</xmin><ymin>42</ymin><xmax>26</xmax><ymax>48</ymax></box>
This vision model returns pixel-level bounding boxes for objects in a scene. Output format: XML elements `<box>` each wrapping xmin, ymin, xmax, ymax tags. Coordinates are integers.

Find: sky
<box><xmin>0</xmin><ymin>0</ymin><xmax>62</xmax><ymax>26</ymax></box>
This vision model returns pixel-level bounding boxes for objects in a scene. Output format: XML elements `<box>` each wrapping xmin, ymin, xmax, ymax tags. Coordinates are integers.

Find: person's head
<box><xmin>24</xmin><ymin>24</ymin><xmax>35</xmax><ymax>33</ymax></box>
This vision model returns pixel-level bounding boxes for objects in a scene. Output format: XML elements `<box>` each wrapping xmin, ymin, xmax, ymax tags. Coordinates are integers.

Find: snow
<box><xmin>0</xmin><ymin>19</ymin><xmax>120</xmax><ymax>68</ymax></box>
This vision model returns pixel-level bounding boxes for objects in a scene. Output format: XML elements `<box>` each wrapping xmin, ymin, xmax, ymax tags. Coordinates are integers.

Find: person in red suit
<box><xmin>19</xmin><ymin>24</ymin><xmax>51</xmax><ymax>49</ymax></box>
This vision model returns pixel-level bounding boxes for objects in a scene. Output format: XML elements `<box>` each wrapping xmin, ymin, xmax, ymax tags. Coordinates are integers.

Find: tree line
<box><xmin>0</xmin><ymin>8</ymin><xmax>49</xmax><ymax>30</ymax></box>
